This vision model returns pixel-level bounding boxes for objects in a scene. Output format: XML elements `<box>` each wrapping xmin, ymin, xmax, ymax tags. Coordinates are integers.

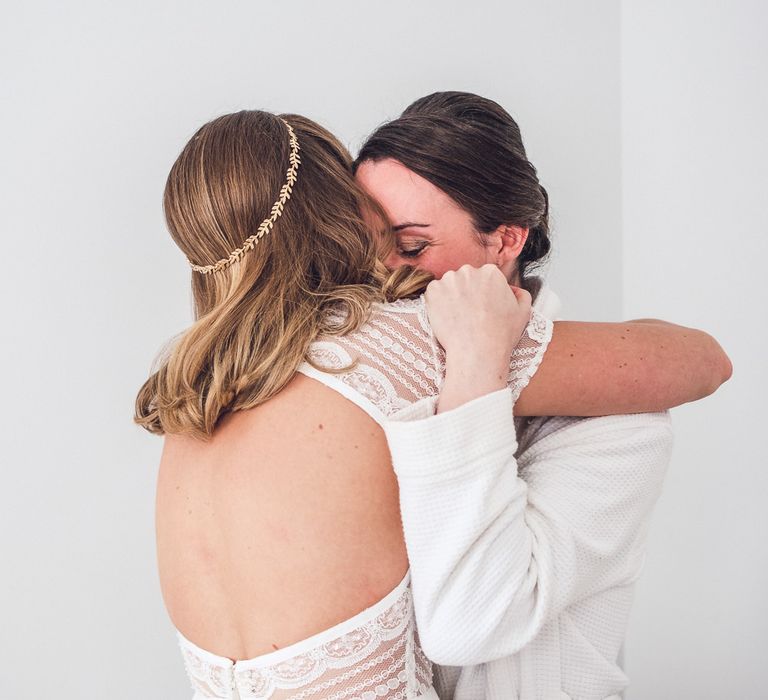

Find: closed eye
<box><xmin>397</xmin><ymin>242</ymin><xmax>428</xmax><ymax>258</ymax></box>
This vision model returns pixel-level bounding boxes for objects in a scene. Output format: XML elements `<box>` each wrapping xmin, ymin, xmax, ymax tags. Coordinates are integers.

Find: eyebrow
<box><xmin>392</xmin><ymin>222</ymin><xmax>431</xmax><ymax>232</ymax></box>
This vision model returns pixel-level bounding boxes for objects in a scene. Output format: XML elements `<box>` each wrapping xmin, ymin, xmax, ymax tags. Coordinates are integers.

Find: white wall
<box><xmin>0</xmin><ymin>2</ymin><xmax>621</xmax><ymax>698</ymax></box>
<box><xmin>622</xmin><ymin>1</ymin><xmax>768</xmax><ymax>697</ymax></box>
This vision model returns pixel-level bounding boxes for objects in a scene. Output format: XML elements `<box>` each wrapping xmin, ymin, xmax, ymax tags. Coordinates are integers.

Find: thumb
<box><xmin>509</xmin><ymin>285</ymin><xmax>532</xmax><ymax>307</ymax></box>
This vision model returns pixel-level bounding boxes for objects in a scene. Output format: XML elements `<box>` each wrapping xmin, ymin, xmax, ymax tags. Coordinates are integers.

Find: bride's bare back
<box><xmin>156</xmin><ymin>373</ymin><xmax>408</xmax><ymax>661</ymax></box>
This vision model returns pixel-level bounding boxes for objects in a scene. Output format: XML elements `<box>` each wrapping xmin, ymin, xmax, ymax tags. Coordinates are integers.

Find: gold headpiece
<box><xmin>189</xmin><ymin>118</ymin><xmax>301</xmax><ymax>275</ymax></box>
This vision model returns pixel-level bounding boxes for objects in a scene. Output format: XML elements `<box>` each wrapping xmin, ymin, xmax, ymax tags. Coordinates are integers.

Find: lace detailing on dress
<box><xmin>302</xmin><ymin>296</ymin><xmax>553</xmax><ymax>422</ymax></box>
<box><xmin>177</xmin><ymin>576</ymin><xmax>434</xmax><ymax>700</ymax></box>
<box><xmin>507</xmin><ymin>308</ymin><xmax>553</xmax><ymax>404</ymax></box>
<box><xmin>302</xmin><ymin>298</ymin><xmax>443</xmax><ymax>420</ymax></box>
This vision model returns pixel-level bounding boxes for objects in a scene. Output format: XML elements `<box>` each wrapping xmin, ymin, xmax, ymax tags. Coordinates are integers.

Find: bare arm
<box><xmin>514</xmin><ymin>319</ymin><xmax>732</xmax><ymax>416</ymax></box>
<box><xmin>425</xmin><ymin>265</ymin><xmax>732</xmax><ymax>416</ymax></box>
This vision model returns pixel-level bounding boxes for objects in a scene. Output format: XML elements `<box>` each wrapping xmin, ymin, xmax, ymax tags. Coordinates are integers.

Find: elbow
<box><xmin>415</xmin><ymin>609</ymin><xmax>473</xmax><ymax>666</ymax></box>
<box><xmin>719</xmin><ymin>345</ymin><xmax>734</xmax><ymax>384</ymax></box>
<box><xmin>674</xmin><ymin>328</ymin><xmax>733</xmax><ymax>405</ymax></box>
<box><xmin>418</xmin><ymin>627</ymin><xmax>492</xmax><ymax>667</ymax></box>
<box><xmin>415</xmin><ymin>601</ymin><xmax>539</xmax><ymax>667</ymax></box>
<box><xmin>634</xmin><ymin>322</ymin><xmax>732</xmax><ymax>405</ymax></box>
<box><xmin>418</xmin><ymin>621</ymin><xmax>536</xmax><ymax>667</ymax></box>
<box><xmin>700</xmin><ymin>332</ymin><xmax>733</xmax><ymax>397</ymax></box>
<box><xmin>417</xmin><ymin>635</ymin><xmax>465</xmax><ymax>667</ymax></box>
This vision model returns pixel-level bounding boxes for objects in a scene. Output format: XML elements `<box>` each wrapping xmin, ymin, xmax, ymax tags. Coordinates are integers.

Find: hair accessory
<box><xmin>189</xmin><ymin>118</ymin><xmax>301</xmax><ymax>274</ymax></box>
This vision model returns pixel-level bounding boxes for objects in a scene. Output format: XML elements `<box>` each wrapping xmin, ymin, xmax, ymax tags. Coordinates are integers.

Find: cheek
<box><xmin>419</xmin><ymin>239</ymin><xmax>489</xmax><ymax>279</ymax></box>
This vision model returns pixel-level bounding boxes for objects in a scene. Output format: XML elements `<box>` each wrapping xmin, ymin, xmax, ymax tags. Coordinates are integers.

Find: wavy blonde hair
<box><xmin>134</xmin><ymin>111</ymin><xmax>430</xmax><ymax>440</ymax></box>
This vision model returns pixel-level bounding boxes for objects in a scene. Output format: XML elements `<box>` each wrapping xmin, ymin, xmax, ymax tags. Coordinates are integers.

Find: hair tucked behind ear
<box><xmin>134</xmin><ymin>110</ymin><xmax>430</xmax><ymax>441</ymax></box>
<box><xmin>356</xmin><ymin>91</ymin><xmax>551</xmax><ymax>281</ymax></box>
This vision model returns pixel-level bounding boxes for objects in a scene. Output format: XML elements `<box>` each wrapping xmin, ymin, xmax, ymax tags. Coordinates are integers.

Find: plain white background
<box><xmin>622</xmin><ymin>3</ymin><xmax>767</xmax><ymax>697</ymax></box>
<box><xmin>0</xmin><ymin>1</ymin><xmax>763</xmax><ymax>698</ymax></box>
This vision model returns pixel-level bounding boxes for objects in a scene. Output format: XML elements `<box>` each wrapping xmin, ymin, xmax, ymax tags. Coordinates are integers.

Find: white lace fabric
<box><xmin>177</xmin><ymin>572</ymin><xmax>434</xmax><ymax>700</ymax></box>
<box><xmin>301</xmin><ymin>296</ymin><xmax>553</xmax><ymax>424</ymax></box>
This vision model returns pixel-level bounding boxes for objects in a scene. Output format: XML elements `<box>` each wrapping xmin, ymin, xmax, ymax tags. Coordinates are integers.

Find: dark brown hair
<box><xmin>135</xmin><ymin>110</ymin><xmax>430</xmax><ymax>439</ymax></box>
<box><xmin>354</xmin><ymin>91</ymin><xmax>550</xmax><ymax>280</ymax></box>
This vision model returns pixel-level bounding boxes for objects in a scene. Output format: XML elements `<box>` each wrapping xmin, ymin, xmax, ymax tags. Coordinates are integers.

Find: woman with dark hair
<box><xmin>136</xmin><ymin>108</ymin><xmax>729</xmax><ymax>700</ymax></box>
<box><xmin>352</xmin><ymin>91</ymin><xmax>720</xmax><ymax>699</ymax></box>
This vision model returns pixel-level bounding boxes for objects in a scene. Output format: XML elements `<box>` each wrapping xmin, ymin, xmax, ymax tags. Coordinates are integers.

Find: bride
<box><xmin>135</xmin><ymin>109</ymin><xmax>730</xmax><ymax>699</ymax></box>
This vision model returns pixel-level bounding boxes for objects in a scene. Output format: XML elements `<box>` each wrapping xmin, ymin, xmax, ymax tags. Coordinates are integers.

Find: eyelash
<box><xmin>397</xmin><ymin>243</ymin><xmax>428</xmax><ymax>258</ymax></box>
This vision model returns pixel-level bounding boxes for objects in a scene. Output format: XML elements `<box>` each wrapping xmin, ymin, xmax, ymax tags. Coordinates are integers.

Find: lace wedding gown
<box><xmin>175</xmin><ymin>296</ymin><xmax>551</xmax><ymax>700</ymax></box>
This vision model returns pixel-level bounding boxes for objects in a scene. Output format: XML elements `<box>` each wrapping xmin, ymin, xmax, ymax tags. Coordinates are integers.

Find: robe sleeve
<box><xmin>384</xmin><ymin>388</ymin><xmax>672</xmax><ymax>666</ymax></box>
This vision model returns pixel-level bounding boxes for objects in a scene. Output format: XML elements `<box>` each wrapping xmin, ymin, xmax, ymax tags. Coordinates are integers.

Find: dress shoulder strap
<box><xmin>300</xmin><ymin>296</ymin><xmax>554</xmax><ymax>424</ymax></box>
<box><xmin>298</xmin><ymin>297</ymin><xmax>442</xmax><ymax>426</ymax></box>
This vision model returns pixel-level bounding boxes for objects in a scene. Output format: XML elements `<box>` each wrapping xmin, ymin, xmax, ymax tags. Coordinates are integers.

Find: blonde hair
<box><xmin>134</xmin><ymin>111</ymin><xmax>430</xmax><ymax>440</ymax></box>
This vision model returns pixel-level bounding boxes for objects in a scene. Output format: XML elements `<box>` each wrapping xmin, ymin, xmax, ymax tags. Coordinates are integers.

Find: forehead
<box><xmin>355</xmin><ymin>158</ymin><xmax>465</xmax><ymax>225</ymax></box>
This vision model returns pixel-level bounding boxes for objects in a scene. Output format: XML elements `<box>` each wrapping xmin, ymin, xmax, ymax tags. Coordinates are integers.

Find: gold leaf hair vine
<box><xmin>189</xmin><ymin>118</ymin><xmax>301</xmax><ymax>275</ymax></box>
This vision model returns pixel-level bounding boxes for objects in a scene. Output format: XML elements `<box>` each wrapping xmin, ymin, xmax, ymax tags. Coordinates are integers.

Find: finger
<box><xmin>509</xmin><ymin>285</ymin><xmax>532</xmax><ymax>307</ymax></box>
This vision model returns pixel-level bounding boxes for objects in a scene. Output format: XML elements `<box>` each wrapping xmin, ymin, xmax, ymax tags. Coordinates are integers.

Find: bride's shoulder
<box><xmin>368</xmin><ymin>295</ymin><xmax>431</xmax><ymax>332</ymax></box>
<box><xmin>361</xmin><ymin>295</ymin><xmax>437</xmax><ymax>347</ymax></box>
<box><xmin>304</xmin><ymin>296</ymin><xmax>442</xmax><ymax>416</ymax></box>
<box><xmin>319</xmin><ymin>294</ymin><xmax>437</xmax><ymax>358</ymax></box>
<box><xmin>318</xmin><ymin>295</ymin><xmax>431</xmax><ymax>345</ymax></box>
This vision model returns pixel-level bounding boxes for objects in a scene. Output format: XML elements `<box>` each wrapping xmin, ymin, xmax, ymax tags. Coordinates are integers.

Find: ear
<box><xmin>492</xmin><ymin>225</ymin><xmax>528</xmax><ymax>265</ymax></box>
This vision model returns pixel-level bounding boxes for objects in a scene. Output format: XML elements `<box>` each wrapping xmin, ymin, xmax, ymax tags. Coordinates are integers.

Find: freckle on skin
<box><xmin>569</xmin><ymin>353</ymin><xmax>574</xmax><ymax>358</ymax></box>
<box><xmin>187</xmin><ymin>509</ymin><xmax>192</xmax><ymax>515</ymax></box>
<box><xmin>318</xmin><ymin>423</ymin><xmax>323</xmax><ymax>430</ymax></box>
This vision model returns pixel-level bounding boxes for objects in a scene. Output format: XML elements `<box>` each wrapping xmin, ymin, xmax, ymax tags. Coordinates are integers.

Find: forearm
<box><xmin>514</xmin><ymin>320</ymin><xmax>732</xmax><ymax>416</ymax></box>
<box><xmin>384</xmin><ymin>389</ymin><xmax>545</xmax><ymax>665</ymax></box>
<box><xmin>437</xmin><ymin>355</ymin><xmax>509</xmax><ymax>414</ymax></box>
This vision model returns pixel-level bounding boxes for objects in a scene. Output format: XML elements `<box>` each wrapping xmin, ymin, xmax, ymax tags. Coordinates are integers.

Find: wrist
<box><xmin>444</xmin><ymin>352</ymin><xmax>510</xmax><ymax>385</ymax></box>
<box><xmin>438</xmin><ymin>356</ymin><xmax>509</xmax><ymax>415</ymax></box>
